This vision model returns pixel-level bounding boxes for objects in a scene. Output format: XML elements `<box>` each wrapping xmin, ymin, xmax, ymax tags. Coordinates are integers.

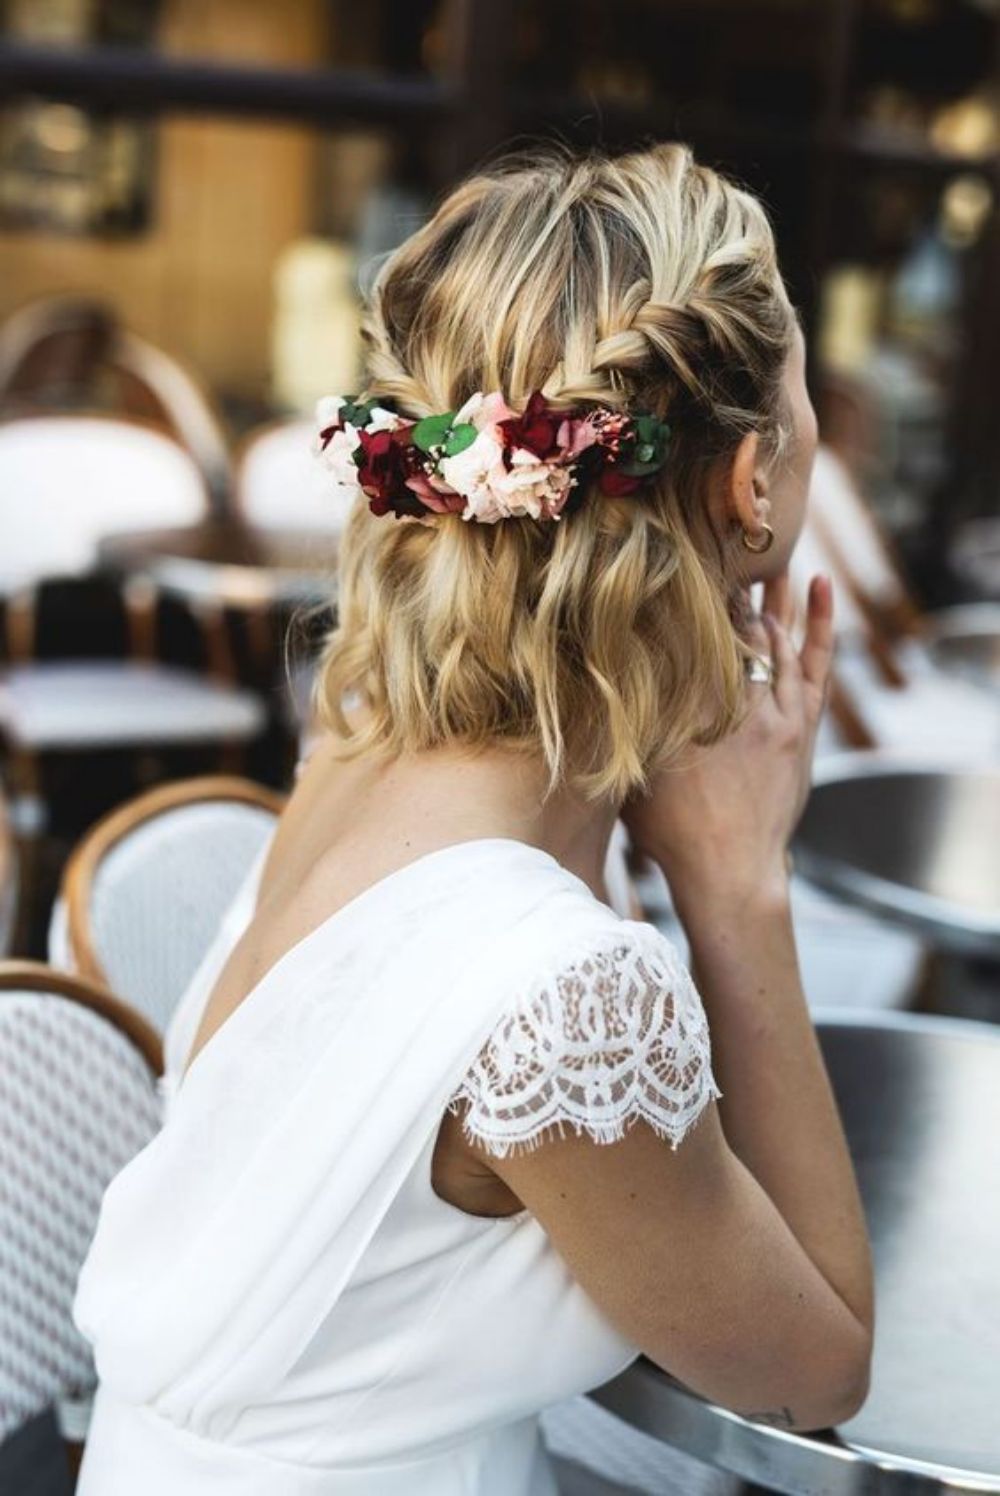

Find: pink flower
<box><xmin>404</xmin><ymin>469</ymin><xmax>466</xmax><ymax>514</ymax></box>
<box><xmin>489</xmin><ymin>447</ymin><xmax>575</xmax><ymax>520</ymax></box>
<box><xmin>556</xmin><ymin>415</ymin><xmax>600</xmax><ymax>458</ymax></box>
<box><xmin>453</xmin><ymin>391</ymin><xmax>518</xmax><ymax>433</ymax></box>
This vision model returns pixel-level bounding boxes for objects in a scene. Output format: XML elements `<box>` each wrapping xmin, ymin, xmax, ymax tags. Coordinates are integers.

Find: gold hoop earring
<box><xmin>741</xmin><ymin>522</ymin><xmax>774</xmax><ymax>554</ymax></box>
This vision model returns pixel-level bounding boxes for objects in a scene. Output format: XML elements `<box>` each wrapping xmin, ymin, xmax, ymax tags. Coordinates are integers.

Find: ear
<box><xmin>724</xmin><ymin>430</ymin><xmax>770</xmax><ymax>531</ymax></box>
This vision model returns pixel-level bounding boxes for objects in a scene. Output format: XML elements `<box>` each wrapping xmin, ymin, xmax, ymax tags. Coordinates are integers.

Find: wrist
<box><xmin>660</xmin><ymin>859</ymin><xmax>793</xmax><ymax>928</ymax></box>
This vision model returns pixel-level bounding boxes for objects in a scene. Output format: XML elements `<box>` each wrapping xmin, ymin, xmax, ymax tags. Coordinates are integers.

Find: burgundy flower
<box><xmin>497</xmin><ymin>390</ymin><xmax>562</xmax><ymax>460</ymax></box>
<box><xmin>357</xmin><ymin>424</ymin><xmax>430</xmax><ymax>518</ymax></box>
<box><xmin>600</xmin><ymin>467</ymin><xmax>643</xmax><ymax>497</ymax></box>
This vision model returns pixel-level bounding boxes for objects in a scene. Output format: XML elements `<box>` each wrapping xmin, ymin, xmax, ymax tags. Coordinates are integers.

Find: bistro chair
<box><xmin>0</xmin><ymin>295</ymin><xmax>232</xmax><ymax>509</ymax></box>
<box><xmin>0</xmin><ymin>781</ymin><xmax>15</xmax><ymax>957</ymax></box>
<box><xmin>787</xmin><ymin>446</ymin><xmax>1000</xmax><ymax>758</ymax></box>
<box><xmin>236</xmin><ymin>415</ymin><xmax>349</xmax><ymax>536</ymax></box>
<box><xmin>235</xmin><ymin>416</ymin><xmax>343</xmax><ymax>731</ymax></box>
<box><xmin>0</xmin><ymin>960</ymin><xmax>161</xmax><ymax>1483</ymax></box>
<box><xmin>112</xmin><ymin>328</ymin><xmax>232</xmax><ymax>508</ymax></box>
<box><xmin>55</xmin><ymin>775</ymin><xmax>283</xmax><ymax>1038</ymax></box>
<box><xmin>0</xmin><ymin>413</ymin><xmax>268</xmax><ymax>941</ymax></box>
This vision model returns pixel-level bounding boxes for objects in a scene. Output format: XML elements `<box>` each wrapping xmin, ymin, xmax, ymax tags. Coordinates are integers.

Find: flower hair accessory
<box><xmin>313</xmin><ymin>389</ymin><xmax>671</xmax><ymax>524</ymax></box>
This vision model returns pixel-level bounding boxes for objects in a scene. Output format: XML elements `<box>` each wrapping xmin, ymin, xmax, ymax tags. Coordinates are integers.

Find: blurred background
<box><xmin>3</xmin><ymin>7</ymin><xmax>1000</xmax><ymax>1494</ymax></box>
<box><xmin>0</xmin><ymin>0</ymin><xmax>998</xmax><ymax>948</ymax></box>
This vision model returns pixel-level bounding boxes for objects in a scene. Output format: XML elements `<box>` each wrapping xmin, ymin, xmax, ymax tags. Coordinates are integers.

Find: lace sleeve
<box><xmin>446</xmin><ymin>923</ymin><xmax>721</xmax><ymax>1159</ymax></box>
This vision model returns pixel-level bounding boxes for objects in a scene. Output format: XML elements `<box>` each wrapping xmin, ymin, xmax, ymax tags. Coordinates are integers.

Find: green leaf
<box><xmin>620</xmin><ymin>418</ymin><xmax>672</xmax><ymax>476</ymax></box>
<box><xmin>620</xmin><ymin>455</ymin><xmax>665</xmax><ymax>477</ymax></box>
<box><xmin>443</xmin><ymin>422</ymin><xmax>477</xmax><ymax>456</ymax></box>
<box><xmin>340</xmin><ymin>398</ymin><xmax>377</xmax><ymax>428</ymax></box>
<box><xmin>413</xmin><ymin>412</ymin><xmax>454</xmax><ymax>453</ymax></box>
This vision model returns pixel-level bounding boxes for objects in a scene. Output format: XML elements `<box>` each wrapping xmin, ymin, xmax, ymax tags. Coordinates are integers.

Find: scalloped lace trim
<box><xmin>446</xmin><ymin>926</ymin><xmax>721</xmax><ymax>1159</ymax></box>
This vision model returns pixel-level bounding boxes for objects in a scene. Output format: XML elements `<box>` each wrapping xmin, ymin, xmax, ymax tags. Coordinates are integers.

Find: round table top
<box><xmin>791</xmin><ymin>755</ymin><xmax>1000</xmax><ymax>960</ymax></box>
<box><xmin>591</xmin><ymin>1011</ymin><xmax>1000</xmax><ymax>1494</ymax></box>
<box><xmin>98</xmin><ymin>520</ymin><xmax>337</xmax><ymax>611</ymax></box>
<box><xmin>923</xmin><ymin>604</ymin><xmax>1000</xmax><ymax>698</ymax></box>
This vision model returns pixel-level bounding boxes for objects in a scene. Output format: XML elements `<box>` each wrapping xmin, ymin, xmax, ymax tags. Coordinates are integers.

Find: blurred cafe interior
<box><xmin>1</xmin><ymin>2</ymin><xmax>1000</xmax><ymax>1494</ymax></box>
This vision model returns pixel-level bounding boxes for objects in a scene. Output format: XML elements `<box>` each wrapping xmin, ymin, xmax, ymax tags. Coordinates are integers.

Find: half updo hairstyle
<box><xmin>312</xmin><ymin>141</ymin><xmax>799</xmax><ymax>802</ymax></box>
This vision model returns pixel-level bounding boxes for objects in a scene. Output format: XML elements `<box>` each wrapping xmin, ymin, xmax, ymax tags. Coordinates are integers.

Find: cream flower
<box><xmin>314</xmin><ymin>394</ymin><xmax>346</xmax><ymax>431</ymax></box>
<box><xmin>439</xmin><ymin>427</ymin><xmax>508</xmax><ymax>522</ymax></box>
<box><xmin>489</xmin><ymin>446</ymin><xmax>574</xmax><ymax>520</ymax></box>
<box><xmin>366</xmin><ymin>406</ymin><xmax>402</xmax><ymax>434</ymax></box>
<box><xmin>319</xmin><ymin>424</ymin><xmax>363</xmax><ymax>493</ymax></box>
<box><xmin>452</xmin><ymin>392</ymin><xmax>485</xmax><ymax>428</ymax></box>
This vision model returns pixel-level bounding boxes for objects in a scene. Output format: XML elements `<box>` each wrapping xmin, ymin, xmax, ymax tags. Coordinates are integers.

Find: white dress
<box><xmin>71</xmin><ymin>835</ymin><xmax>720</xmax><ymax>1495</ymax></box>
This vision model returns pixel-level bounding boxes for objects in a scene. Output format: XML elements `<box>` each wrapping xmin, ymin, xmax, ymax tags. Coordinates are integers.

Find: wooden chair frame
<box><xmin>60</xmin><ymin>774</ymin><xmax>285</xmax><ymax>994</ymax></box>
<box><xmin>0</xmin><ymin>294</ymin><xmax>233</xmax><ymax>508</ymax></box>
<box><xmin>0</xmin><ymin>956</ymin><xmax>161</xmax><ymax>1076</ymax></box>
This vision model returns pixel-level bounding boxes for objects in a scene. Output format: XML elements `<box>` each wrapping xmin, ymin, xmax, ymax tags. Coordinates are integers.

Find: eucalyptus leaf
<box><xmin>443</xmin><ymin>422</ymin><xmax>477</xmax><ymax>456</ymax></box>
<box><xmin>413</xmin><ymin>412</ymin><xmax>454</xmax><ymax>453</ymax></box>
<box><xmin>341</xmin><ymin>398</ymin><xmax>376</xmax><ymax>428</ymax></box>
<box><xmin>620</xmin><ymin>455</ymin><xmax>667</xmax><ymax>477</ymax></box>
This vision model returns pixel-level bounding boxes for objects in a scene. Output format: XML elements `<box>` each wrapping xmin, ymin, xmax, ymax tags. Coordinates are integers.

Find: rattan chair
<box><xmin>0</xmin><ymin>960</ymin><xmax>161</xmax><ymax>1481</ymax></box>
<box><xmin>56</xmin><ymin>775</ymin><xmax>283</xmax><ymax>1039</ymax></box>
<box><xmin>0</xmin><ymin>782</ymin><xmax>15</xmax><ymax>958</ymax></box>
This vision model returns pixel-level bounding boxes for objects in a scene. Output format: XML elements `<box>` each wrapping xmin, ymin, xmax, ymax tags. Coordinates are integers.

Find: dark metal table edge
<box><xmin>790</xmin><ymin>842</ymin><xmax>1000</xmax><ymax>959</ymax></box>
<box><xmin>587</xmin><ymin>1360</ymin><xmax>1000</xmax><ymax>1495</ymax></box>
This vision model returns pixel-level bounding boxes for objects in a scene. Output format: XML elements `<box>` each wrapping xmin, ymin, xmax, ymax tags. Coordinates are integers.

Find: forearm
<box><xmin>670</xmin><ymin>873</ymin><xmax>874</xmax><ymax>1334</ymax></box>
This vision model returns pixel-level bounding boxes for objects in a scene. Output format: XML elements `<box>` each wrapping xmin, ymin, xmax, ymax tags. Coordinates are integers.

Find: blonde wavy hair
<box><xmin>312</xmin><ymin>141</ymin><xmax>799</xmax><ymax>802</ymax></box>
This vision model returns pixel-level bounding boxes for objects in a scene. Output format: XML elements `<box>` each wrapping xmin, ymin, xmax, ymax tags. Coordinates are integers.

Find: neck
<box><xmin>310</xmin><ymin>731</ymin><xmax>621</xmax><ymax>902</ymax></box>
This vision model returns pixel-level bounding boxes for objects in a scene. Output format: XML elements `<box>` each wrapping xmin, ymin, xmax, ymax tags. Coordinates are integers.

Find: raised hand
<box><xmin>622</xmin><ymin>570</ymin><xmax>835</xmax><ymax>917</ymax></box>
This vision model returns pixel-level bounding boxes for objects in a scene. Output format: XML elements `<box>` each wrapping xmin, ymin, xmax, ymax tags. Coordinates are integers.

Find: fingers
<box><xmin>761</xmin><ymin>567</ymin><xmax>794</xmax><ymax>630</ymax></box>
<box><xmin>762</xmin><ymin>609</ymin><xmax>800</xmax><ymax>715</ymax></box>
<box><xmin>742</xmin><ymin>610</ymin><xmax>773</xmax><ymax>700</ymax></box>
<box><xmin>799</xmin><ymin>574</ymin><xmax>835</xmax><ymax>695</ymax></box>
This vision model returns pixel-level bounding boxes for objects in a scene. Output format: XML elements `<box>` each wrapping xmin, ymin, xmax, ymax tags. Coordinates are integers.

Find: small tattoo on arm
<box><xmin>743</xmin><ymin>1406</ymin><xmax>795</xmax><ymax>1429</ymax></box>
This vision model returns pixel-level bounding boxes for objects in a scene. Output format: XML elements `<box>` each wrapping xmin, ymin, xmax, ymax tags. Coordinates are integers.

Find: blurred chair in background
<box><xmin>0</xmin><ymin>414</ymin><xmax>268</xmax><ymax>947</ymax></box>
<box><xmin>0</xmin><ymin>296</ymin><xmax>116</xmax><ymax>415</ymax></box>
<box><xmin>789</xmin><ymin>445</ymin><xmax>1000</xmax><ymax>760</ymax></box>
<box><xmin>236</xmin><ymin>416</ymin><xmax>353</xmax><ymax>538</ymax></box>
<box><xmin>0</xmin><ymin>960</ymin><xmax>161</xmax><ymax>1487</ymax></box>
<box><xmin>51</xmin><ymin>775</ymin><xmax>282</xmax><ymax>1040</ymax></box>
<box><xmin>236</xmin><ymin>416</ymin><xmax>347</xmax><ymax>735</ymax></box>
<box><xmin>0</xmin><ymin>295</ymin><xmax>232</xmax><ymax>511</ymax></box>
<box><xmin>0</xmin><ymin>780</ymin><xmax>15</xmax><ymax>958</ymax></box>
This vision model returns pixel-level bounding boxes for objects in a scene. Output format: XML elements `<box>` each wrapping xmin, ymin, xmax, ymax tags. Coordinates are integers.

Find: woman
<box><xmin>71</xmin><ymin>142</ymin><xmax>873</xmax><ymax>1494</ymax></box>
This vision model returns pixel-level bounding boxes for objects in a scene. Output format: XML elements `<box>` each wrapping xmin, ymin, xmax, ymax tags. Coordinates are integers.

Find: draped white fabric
<box><xmin>72</xmin><ymin>837</ymin><xmax>718</xmax><ymax>1494</ymax></box>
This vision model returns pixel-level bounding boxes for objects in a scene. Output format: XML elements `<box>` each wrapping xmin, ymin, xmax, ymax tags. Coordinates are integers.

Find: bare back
<box><xmin>183</xmin><ymin>737</ymin><xmax>531</xmax><ymax>1219</ymax></box>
